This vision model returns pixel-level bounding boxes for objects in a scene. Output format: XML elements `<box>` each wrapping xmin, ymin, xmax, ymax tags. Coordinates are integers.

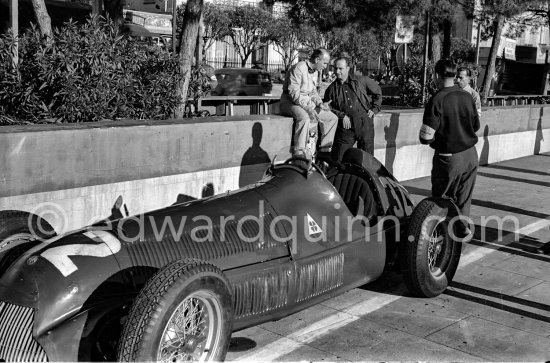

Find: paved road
<box><xmin>227</xmin><ymin>153</ymin><xmax>550</xmax><ymax>361</ymax></box>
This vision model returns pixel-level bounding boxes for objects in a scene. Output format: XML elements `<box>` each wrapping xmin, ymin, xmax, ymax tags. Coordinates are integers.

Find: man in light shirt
<box><xmin>456</xmin><ymin>67</ymin><xmax>482</xmax><ymax>118</ymax></box>
<box><xmin>280</xmin><ymin>48</ymin><xmax>337</xmax><ymax>158</ymax></box>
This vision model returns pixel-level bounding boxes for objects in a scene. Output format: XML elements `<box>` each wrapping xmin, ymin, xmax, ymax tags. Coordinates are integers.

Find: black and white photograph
<box><xmin>0</xmin><ymin>0</ymin><xmax>549</xmax><ymax>361</ymax></box>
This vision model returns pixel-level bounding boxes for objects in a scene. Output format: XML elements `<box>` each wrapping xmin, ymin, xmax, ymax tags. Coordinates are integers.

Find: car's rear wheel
<box><xmin>0</xmin><ymin>211</ymin><xmax>55</xmax><ymax>276</ymax></box>
<box><xmin>401</xmin><ymin>198</ymin><xmax>462</xmax><ymax>297</ymax></box>
<box><xmin>118</xmin><ymin>259</ymin><xmax>233</xmax><ymax>362</ymax></box>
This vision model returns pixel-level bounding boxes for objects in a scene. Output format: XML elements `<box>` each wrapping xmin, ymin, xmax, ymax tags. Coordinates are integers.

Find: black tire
<box><xmin>0</xmin><ymin>210</ymin><xmax>55</xmax><ymax>276</ymax></box>
<box><xmin>401</xmin><ymin>198</ymin><xmax>462</xmax><ymax>298</ymax></box>
<box><xmin>118</xmin><ymin>259</ymin><xmax>233</xmax><ymax>362</ymax></box>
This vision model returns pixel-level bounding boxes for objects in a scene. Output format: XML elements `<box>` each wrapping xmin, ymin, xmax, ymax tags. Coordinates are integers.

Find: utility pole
<box><xmin>10</xmin><ymin>0</ymin><xmax>18</xmax><ymax>68</ymax></box>
<box><xmin>421</xmin><ymin>10</ymin><xmax>431</xmax><ymax>104</ymax></box>
<box><xmin>172</xmin><ymin>0</ymin><xmax>177</xmax><ymax>54</ymax></box>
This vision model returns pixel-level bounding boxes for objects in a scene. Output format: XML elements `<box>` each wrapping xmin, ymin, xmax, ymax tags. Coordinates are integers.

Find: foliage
<box><xmin>282</xmin><ymin>0</ymin><xmax>353</xmax><ymax>31</ymax></box>
<box><xmin>396</xmin><ymin>58</ymin><xmax>436</xmax><ymax>107</ymax></box>
<box><xmin>264</xmin><ymin>16</ymin><xmax>303</xmax><ymax>71</ymax></box>
<box><xmin>226</xmin><ymin>5</ymin><xmax>272</xmax><ymax>67</ymax></box>
<box><xmin>474</xmin><ymin>0</ymin><xmax>548</xmax><ymax>40</ymax></box>
<box><xmin>395</xmin><ymin>36</ymin><xmax>479</xmax><ymax>107</ymax></box>
<box><xmin>450</xmin><ymin>37</ymin><xmax>476</xmax><ymax>64</ymax></box>
<box><xmin>201</xmin><ymin>3</ymin><xmax>231</xmax><ymax>55</ymax></box>
<box><xmin>0</xmin><ymin>17</ymin><xmax>210</xmax><ymax>124</ymax></box>
<box><xmin>298</xmin><ymin>24</ymin><xmax>334</xmax><ymax>51</ymax></box>
<box><xmin>331</xmin><ymin>24</ymin><xmax>380</xmax><ymax>66</ymax></box>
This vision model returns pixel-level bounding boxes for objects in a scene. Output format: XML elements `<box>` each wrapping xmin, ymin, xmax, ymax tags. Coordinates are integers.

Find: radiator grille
<box><xmin>296</xmin><ymin>253</ymin><xmax>344</xmax><ymax>302</ymax></box>
<box><xmin>0</xmin><ymin>301</ymin><xmax>48</xmax><ymax>362</ymax></box>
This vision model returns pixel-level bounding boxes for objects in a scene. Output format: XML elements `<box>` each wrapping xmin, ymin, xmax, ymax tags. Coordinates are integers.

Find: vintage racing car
<box><xmin>0</xmin><ymin>149</ymin><xmax>464</xmax><ymax>362</ymax></box>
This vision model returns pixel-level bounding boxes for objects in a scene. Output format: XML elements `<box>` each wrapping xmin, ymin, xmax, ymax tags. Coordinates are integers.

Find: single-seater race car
<box><xmin>0</xmin><ymin>149</ymin><xmax>464</xmax><ymax>362</ymax></box>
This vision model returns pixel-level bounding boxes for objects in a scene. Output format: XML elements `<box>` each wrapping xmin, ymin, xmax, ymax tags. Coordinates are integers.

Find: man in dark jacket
<box><xmin>420</xmin><ymin>59</ymin><xmax>480</xmax><ymax>239</ymax></box>
<box><xmin>323</xmin><ymin>56</ymin><xmax>382</xmax><ymax>161</ymax></box>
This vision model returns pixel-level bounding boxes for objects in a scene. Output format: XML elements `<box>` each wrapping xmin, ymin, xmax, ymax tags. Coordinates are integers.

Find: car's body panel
<box><xmin>113</xmin><ymin>183</ymin><xmax>290</xmax><ymax>272</ymax></box>
<box><xmin>0</xmin><ymin>150</ymin><xmax>416</xmax><ymax>362</ymax></box>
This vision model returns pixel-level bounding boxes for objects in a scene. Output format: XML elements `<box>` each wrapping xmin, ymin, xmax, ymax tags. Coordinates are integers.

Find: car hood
<box><xmin>0</xmin><ymin>229</ymin><xmax>122</xmax><ymax>335</ymax></box>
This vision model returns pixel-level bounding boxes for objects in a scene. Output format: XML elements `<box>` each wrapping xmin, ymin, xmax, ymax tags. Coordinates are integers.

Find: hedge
<box><xmin>0</xmin><ymin>17</ymin><xmax>209</xmax><ymax>125</ymax></box>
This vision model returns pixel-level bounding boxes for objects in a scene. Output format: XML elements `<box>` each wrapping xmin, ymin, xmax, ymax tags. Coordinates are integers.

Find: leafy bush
<box><xmin>395</xmin><ymin>37</ymin><xmax>480</xmax><ymax>107</ymax></box>
<box><xmin>396</xmin><ymin>58</ymin><xmax>436</xmax><ymax>107</ymax></box>
<box><xmin>0</xmin><ymin>17</ymin><xmax>208</xmax><ymax>124</ymax></box>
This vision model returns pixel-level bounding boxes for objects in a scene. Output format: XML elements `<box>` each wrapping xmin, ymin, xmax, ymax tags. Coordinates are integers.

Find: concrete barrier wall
<box><xmin>373</xmin><ymin>105</ymin><xmax>550</xmax><ymax>181</ymax></box>
<box><xmin>0</xmin><ymin>106</ymin><xmax>548</xmax><ymax>233</ymax></box>
<box><xmin>0</xmin><ymin>116</ymin><xmax>293</xmax><ymax>232</ymax></box>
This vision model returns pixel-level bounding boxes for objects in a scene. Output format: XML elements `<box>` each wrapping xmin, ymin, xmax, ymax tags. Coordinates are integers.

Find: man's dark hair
<box><xmin>434</xmin><ymin>59</ymin><xmax>457</xmax><ymax>78</ymax></box>
<box><xmin>457</xmin><ymin>66</ymin><xmax>472</xmax><ymax>77</ymax></box>
<box><xmin>334</xmin><ymin>56</ymin><xmax>350</xmax><ymax>66</ymax></box>
<box><xmin>310</xmin><ymin>48</ymin><xmax>328</xmax><ymax>62</ymax></box>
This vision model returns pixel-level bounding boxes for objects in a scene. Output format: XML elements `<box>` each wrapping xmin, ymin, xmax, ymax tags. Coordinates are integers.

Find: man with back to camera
<box><xmin>420</xmin><ymin>59</ymin><xmax>480</xmax><ymax>239</ymax></box>
<box><xmin>323</xmin><ymin>55</ymin><xmax>382</xmax><ymax>161</ymax></box>
<box><xmin>456</xmin><ymin>66</ymin><xmax>482</xmax><ymax>118</ymax></box>
<box><xmin>280</xmin><ymin>48</ymin><xmax>338</xmax><ymax>158</ymax></box>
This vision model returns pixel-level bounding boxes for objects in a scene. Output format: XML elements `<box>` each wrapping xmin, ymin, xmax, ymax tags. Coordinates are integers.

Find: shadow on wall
<box><xmin>383</xmin><ymin>113</ymin><xmax>400</xmax><ymax>174</ymax></box>
<box><xmin>239</xmin><ymin>122</ymin><xmax>271</xmax><ymax>187</ymax></box>
<box><xmin>202</xmin><ymin>183</ymin><xmax>215</xmax><ymax>198</ymax></box>
<box><xmin>535</xmin><ymin>108</ymin><xmax>544</xmax><ymax>155</ymax></box>
<box><xmin>174</xmin><ymin>182</ymin><xmax>216</xmax><ymax>205</ymax></box>
<box><xmin>479</xmin><ymin>125</ymin><xmax>490</xmax><ymax>166</ymax></box>
<box><xmin>106</xmin><ymin>195</ymin><xmax>129</xmax><ymax>221</ymax></box>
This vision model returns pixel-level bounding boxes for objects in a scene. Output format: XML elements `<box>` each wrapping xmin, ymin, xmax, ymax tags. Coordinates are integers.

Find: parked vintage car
<box><xmin>211</xmin><ymin>68</ymin><xmax>273</xmax><ymax>96</ymax></box>
<box><xmin>0</xmin><ymin>149</ymin><xmax>464</xmax><ymax>362</ymax></box>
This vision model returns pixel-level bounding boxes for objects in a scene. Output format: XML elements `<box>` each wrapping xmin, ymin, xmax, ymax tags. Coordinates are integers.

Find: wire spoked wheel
<box><xmin>401</xmin><ymin>198</ymin><xmax>462</xmax><ymax>298</ymax></box>
<box><xmin>158</xmin><ymin>291</ymin><xmax>224</xmax><ymax>362</ymax></box>
<box><xmin>118</xmin><ymin>259</ymin><xmax>233</xmax><ymax>363</ymax></box>
<box><xmin>427</xmin><ymin>220</ymin><xmax>452</xmax><ymax>278</ymax></box>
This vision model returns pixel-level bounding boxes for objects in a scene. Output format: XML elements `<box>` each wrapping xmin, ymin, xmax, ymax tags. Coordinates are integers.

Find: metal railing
<box><xmin>485</xmin><ymin>95</ymin><xmax>550</xmax><ymax>107</ymax></box>
<box><xmin>205</xmin><ymin>60</ymin><xmax>286</xmax><ymax>73</ymax></box>
<box><xmin>194</xmin><ymin>94</ymin><xmax>550</xmax><ymax>116</ymax></box>
<box><xmin>196</xmin><ymin>95</ymin><xmax>281</xmax><ymax>116</ymax></box>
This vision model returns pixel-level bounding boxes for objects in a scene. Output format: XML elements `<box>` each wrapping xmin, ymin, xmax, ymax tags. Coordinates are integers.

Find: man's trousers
<box><xmin>431</xmin><ymin>146</ymin><xmax>479</xmax><ymax>217</ymax></box>
<box><xmin>280</xmin><ymin>95</ymin><xmax>337</xmax><ymax>154</ymax></box>
<box><xmin>331</xmin><ymin>116</ymin><xmax>374</xmax><ymax>162</ymax></box>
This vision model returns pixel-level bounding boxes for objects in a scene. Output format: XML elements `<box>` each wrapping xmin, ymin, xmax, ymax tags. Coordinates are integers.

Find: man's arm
<box><xmin>311</xmin><ymin>73</ymin><xmax>323</xmax><ymax>107</ymax></box>
<box><xmin>365</xmin><ymin>77</ymin><xmax>382</xmax><ymax>114</ymax></box>
<box><xmin>323</xmin><ymin>85</ymin><xmax>346</xmax><ymax>120</ymax></box>
<box><xmin>419</xmin><ymin>98</ymin><xmax>439</xmax><ymax>144</ymax></box>
<box><xmin>287</xmin><ymin>64</ymin><xmax>317</xmax><ymax>109</ymax></box>
<box><xmin>473</xmin><ymin>91</ymin><xmax>482</xmax><ymax>118</ymax></box>
<box><xmin>471</xmin><ymin>98</ymin><xmax>480</xmax><ymax>132</ymax></box>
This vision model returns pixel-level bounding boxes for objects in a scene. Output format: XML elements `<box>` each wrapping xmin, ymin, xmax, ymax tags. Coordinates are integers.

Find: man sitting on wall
<box><xmin>279</xmin><ymin>48</ymin><xmax>338</xmax><ymax>158</ymax></box>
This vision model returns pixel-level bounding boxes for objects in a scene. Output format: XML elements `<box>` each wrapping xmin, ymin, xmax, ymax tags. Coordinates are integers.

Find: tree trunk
<box><xmin>30</xmin><ymin>0</ymin><xmax>52</xmax><ymax>39</ymax></box>
<box><xmin>175</xmin><ymin>0</ymin><xmax>204</xmax><ymax>118</ymax></box>
<box><xmin>481</xmin><ymin>15</ymin><xmax>504</xmax><ymax>104</ymax></box>
<box><xmin>241</xmin><ymin>57</ymin><xmax>247</xmax><ymax>67</ymax></box>
<box><xmin>431</xmin><ymin>32</ymin><xmax>441</xmax><ymax>62</ymax></box>
<box><xmin>442</xmin><ymin>19</ymin><xmax>451</xmax><ymax>59</ymax></box>
<box><xmin>196</xmin><ymin>13</ymin><xmax>204</xmax><ymax>65</ymax></box>
<box><xmin>103</xmin><ymin>0</ymin><xmax>123</xmax><ymax>23</ymax></box>
<box><xmin>92</xmin><ymin>0</ymin><xmax>102</xmax><ymax>16</ymax></box>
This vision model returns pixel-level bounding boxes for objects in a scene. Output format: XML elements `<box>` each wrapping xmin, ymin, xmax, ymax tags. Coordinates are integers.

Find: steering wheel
<box><xmin>284</xmin><ymin>156</ymin><xmax>323</xmax><ymax>174</ymax></box>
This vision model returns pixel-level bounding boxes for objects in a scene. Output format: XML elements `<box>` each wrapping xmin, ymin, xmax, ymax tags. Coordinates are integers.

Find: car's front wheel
<box><xmin>401</xmin><ymin>198</ymin><xmax>462</xmax><ymax>297</ymax></box>
<box><xmin>117</xmin><ymin>259</ymin><xmax>233</xmax><ymax>362</ymax></box>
